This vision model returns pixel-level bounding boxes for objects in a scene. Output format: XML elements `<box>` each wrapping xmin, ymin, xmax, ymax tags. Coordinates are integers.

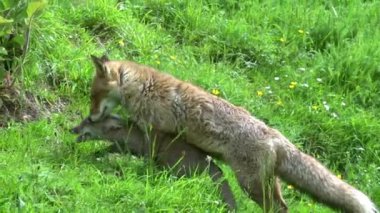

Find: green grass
<box><xmin>1</xmin><ymin>0</ymin><xmax>380</xmax><ymax>212</ymax></box>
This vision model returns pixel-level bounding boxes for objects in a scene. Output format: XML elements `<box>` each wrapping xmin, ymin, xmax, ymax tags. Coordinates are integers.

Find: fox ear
<box><xmin>91</xmin><ymin>55</ymin><xmax>110</xmax><ymax>78</ymax></box>
<box><xmin>100</xmin><ymin>54</ymin><xmax>109</xmax><ymax>61</ymax></box>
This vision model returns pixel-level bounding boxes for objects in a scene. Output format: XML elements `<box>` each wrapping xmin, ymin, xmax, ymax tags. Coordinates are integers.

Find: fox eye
<box><xmin>84</xmin><ymin>117</ymin><xmax>92</xmax><ymax>123</ymax></box>
<box><xmin>86</xmin><ymin>116</ymin><xmax>95</xmax><ymax>124</ymax></box>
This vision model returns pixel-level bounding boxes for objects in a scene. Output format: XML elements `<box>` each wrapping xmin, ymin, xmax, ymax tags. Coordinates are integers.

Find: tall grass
<box><xmin>1</xmin><ymin>0</ymin><xmax>379</xmax><ymax>211</ymax></box>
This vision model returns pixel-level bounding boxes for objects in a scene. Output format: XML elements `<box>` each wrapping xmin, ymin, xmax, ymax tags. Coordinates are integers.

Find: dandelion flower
<box><xmin>276</xmin><ymin>100</ymin><xmax>284</xmax><ymax>106</ymax></box>
<box><xmin>257</xmin><ymin>90</ymin><xmax>264</xmax><ymax>97</ymax></box>
<box><xmin>211</xmin><ymin>88</ymin><xmax>221</xmax><ymax>96</ymax></box>
<box><xmin>312</xmin><ymin>105</ymin><xmax>319</xmax><ymax>111</ymax></box>
<box><xmin>289</xmin><ymin>81</ymin><xmax>297</xmax><ymax>89</ymax></box>
<box><xmin>118</xmin><ymin>39</ymin><xmax>125</xmax><ymax>47</ymax></box>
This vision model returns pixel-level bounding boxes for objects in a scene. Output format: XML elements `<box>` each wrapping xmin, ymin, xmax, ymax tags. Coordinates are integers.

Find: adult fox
<box><xmin>70</xmin><ymin>114</ymin><xmax>236</xmax><ymax>210</ymax></box>
<box><xmin>88</xmin><ymin>55</ymin><xmax>378</xmax><ymax>213</ymax></box>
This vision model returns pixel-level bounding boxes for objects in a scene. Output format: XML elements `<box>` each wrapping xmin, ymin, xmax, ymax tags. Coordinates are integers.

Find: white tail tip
<box><xmin>352</xmin><ymin>190</ymin><xmax>378</xmax><ymax>213</ymax></box>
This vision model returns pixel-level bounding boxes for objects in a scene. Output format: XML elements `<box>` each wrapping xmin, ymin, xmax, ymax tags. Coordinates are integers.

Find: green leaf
<box><xmin>0</xmin><ymin>47</ymin><xmax>7</xmax><ymax>55</ymax></box>
<box><xmin>11</xmin><ymin>35</ymin><xmax>25</xmax><ymax>47</ymax></box>
<box><xmin>0</xmin><ymin>27</ymin><xmax>13</xmax><ymax>37</ymax></box>
<box><xmin>27</xmin><ymin>0</ymin><xmax>47</xmax><ymax>18</ymax></box>
<box><xmin>0</xmin><ymin>68</ymin><xmax>4</xmax><ymax>83</ymax></box>
<box><xmin>0</xmin><ymin>0</ymin><xmax>13</xmax><ymax>11</ymax></box>
<box><xmin>0</xmin><ymin>15</ymin><xmax>13</xmax><ymax>24</ymax></box>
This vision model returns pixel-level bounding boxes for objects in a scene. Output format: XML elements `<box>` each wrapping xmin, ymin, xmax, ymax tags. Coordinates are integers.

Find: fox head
<box><xmin>70</xmin><ymin>115</ymin><xmax>124</xmax><ymax>142</ymax></box>
<box><xmin>89</xmin><ymin>55</ymin><xmax>121</xmax><ymax>122</ymax></box>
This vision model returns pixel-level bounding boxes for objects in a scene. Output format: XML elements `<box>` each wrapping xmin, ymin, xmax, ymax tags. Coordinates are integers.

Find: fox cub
<box><xmin>71</xmin><ymin>115</ymin><xmax>236</xmax><ymax>210</ymax></box>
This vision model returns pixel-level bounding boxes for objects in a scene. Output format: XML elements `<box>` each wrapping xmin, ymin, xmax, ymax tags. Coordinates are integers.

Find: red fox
<box><xmin>71</xmin><ymin>115</ymin><xmax>236</xmax><ymax>210</ymax></box>
<box><xmin>88</xmin><ymin>55</ymin><xmax>378</xmax><ymax>213</ymax></box>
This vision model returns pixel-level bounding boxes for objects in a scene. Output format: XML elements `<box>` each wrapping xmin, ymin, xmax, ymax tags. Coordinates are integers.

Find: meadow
<box><xmin>1</xmin><ymin>0</ymin><xmax>379</xmax><ymax>212</ymax></box>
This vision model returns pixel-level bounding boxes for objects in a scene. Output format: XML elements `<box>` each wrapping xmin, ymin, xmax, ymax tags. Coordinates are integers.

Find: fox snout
<box><xmin>89</xmin><ymin>98</ymin><xmax>119</xmax><ymax>122</ymax></box>
<box><xmin>89</xmin><ymin>102</ymin><xmax>103</xmax><ymax>122</ymax></box>
<box><xmin>70</xmin><ymin>117</ymin><xmax>94</xmax><ymax>142</ymax></box>
<box><xmin>69</xmin><ymin>126</ymin><xmax>88</xmax><ymax>142</ymax></box>
<box><xmin>70</xmin><ymin>117</ymin><xmax>91</xmax><ymax>134</ymax></box>
<box><xmin>70</xmin><ymin>126</ymin><xmax>80</xmax><ymax>134</ymax></box>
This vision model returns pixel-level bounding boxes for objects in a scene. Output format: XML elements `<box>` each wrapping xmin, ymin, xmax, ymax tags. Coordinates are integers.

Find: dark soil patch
<box><xmin>0</xmin><ymin>86</ymin><xmax>69</xmax><ymax>127</ymax></box>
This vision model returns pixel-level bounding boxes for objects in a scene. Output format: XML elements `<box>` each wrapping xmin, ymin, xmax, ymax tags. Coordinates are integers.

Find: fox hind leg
<box><xmin>230</xmin><ymin>147</ymin><xmax>287</xmax><ymax>213</ymax></box>
<box><xmin>235</xmin><ymin>172</ymin><xmax>287</xmax><ymax>213</ymax></box>
<box><xmin>274</xmin><ymin>177</ymin><xmax>288</xmax><ymax>212</ymax></box>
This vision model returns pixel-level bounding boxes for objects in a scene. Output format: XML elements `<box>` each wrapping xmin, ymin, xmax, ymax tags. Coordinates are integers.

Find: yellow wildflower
<box><xmin>211</xmin><ymin>89</ymin><xmax>221</xmax><ymax>96</ymax></box>
<box><xmin>257</xmin><ymin>90</ymin><xmax>264</xmax><ymax>97</ymax></box>
<box><xmin>289</xmin><ymin>81</ymin><xmax>297</xmax><ymax>89</ymax></box>
<box><xmin>287</xmin><ymin>185</ymin><xmax>294</xmax><ymax>190</ymax></box>
<box><xmin>337</xmin><ymin>174</ymin><xmax>342</xmax><ymax>179</ymax></box>
<box><xmin>118</xmin><ymin>39</ymin><xmax>125</xmax><ymax>47</ymax></box>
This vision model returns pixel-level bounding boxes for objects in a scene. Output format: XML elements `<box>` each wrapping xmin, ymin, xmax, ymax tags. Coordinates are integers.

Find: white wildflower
<box><xmin>323</xmin><ymin>101</ymin><xmax>330</xmax><ymax>111</ymax></box>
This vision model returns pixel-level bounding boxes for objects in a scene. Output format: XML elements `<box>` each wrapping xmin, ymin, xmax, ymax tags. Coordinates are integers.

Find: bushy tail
<box><xmin>276</xmin><ymin>142</ymin><xmax>378</xmax><ymax>213</ymax></box>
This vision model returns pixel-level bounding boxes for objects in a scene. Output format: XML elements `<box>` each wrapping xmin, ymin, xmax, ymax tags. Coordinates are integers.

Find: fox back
<box><xmin>86</xmin><ymin>55</ymin><xmax>378</xmax><ymax>213</ymax></box>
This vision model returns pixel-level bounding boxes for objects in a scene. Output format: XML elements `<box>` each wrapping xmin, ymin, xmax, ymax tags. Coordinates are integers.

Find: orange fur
<box><xmin>88</xmin><ymin>55</ymin><xmax>378</xmax><ymax>213</ymax></box>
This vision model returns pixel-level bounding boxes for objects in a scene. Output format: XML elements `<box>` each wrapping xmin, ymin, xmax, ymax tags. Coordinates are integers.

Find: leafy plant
<box><xmin>0</xmin><ymin>0</ymin><xmax>46</xmax><ymax>87</ymax></box>
<box><xmin>0</xmin><ymin>0</ymin><xmax>46</xmax><ymax>125</ymax></box>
